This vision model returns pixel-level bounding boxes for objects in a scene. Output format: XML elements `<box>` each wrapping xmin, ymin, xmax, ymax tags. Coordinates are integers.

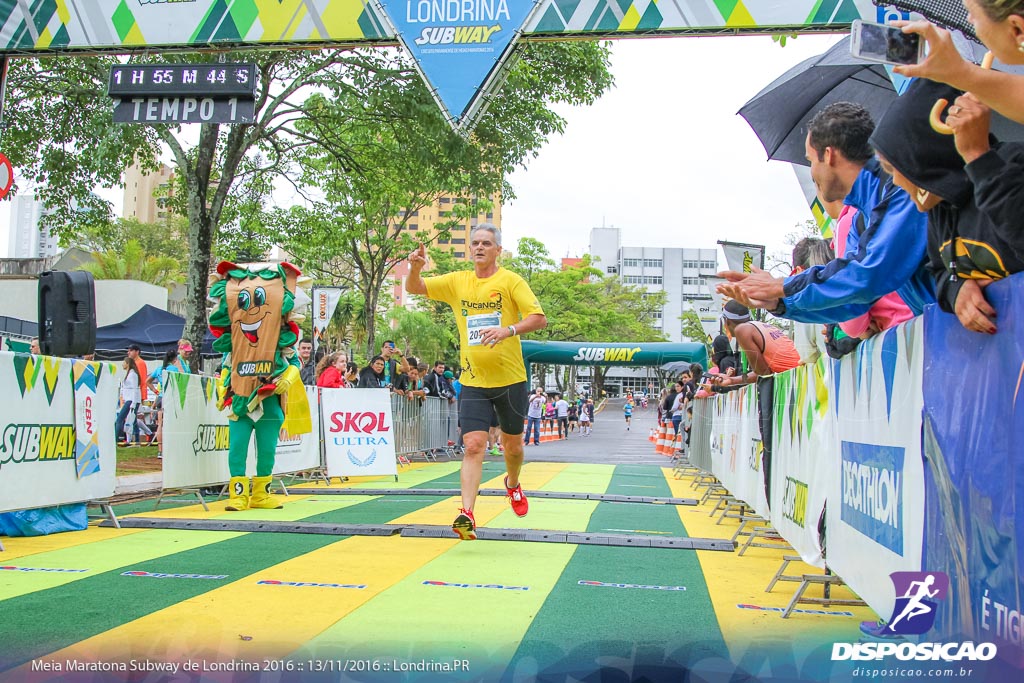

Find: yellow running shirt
<box><xmin>424</xmin><ymin>268</ymin><xmax>544</xmax><ymax>388</ymax></box>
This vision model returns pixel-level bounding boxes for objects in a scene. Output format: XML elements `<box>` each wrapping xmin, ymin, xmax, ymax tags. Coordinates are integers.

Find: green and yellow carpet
<box><xmin>0</xmin><ymin>462</ymin><xmax>875</xmax><ymax>682</ymax></box>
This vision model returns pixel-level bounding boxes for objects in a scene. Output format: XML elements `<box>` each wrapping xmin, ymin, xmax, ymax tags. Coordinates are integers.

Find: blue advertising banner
<box><xmin>922</xmin><ymin>273</ymin><xmax>1024</xmax><ymax>668</ymax></box>
<box><xmin>376</xmin><ymin>0</ymin><xmax>541</xmax><ymax>129</ymax></box>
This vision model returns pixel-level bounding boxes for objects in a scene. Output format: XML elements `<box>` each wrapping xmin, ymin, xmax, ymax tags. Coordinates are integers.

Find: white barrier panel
<box><xmin>271</xmin><ymin>386</ymin><xmax>320</xmax><ymax>474</ymax></box>
<box><xmin>162</xmin><ymin>374</ymin><xmax>320</xmax><ymax>489</ymax></box>
<box><xmin>321</xmin><ymin>388</ymin><xmax>398</xmax><ymax>479</ymax></box>
<box><xmin>710</xmin><ymin>384</ymin><xmax>768</xmax><ymax>518</ymax></box>
<box><xmin>769</xmin><ymin>359</ymin><xmax>833</xmax><ymax>569</ymax></box>
<box><xmin>0</xmin><ymin>352</ymin><xmax>117</xmax><ymax>513</ymax></box>
<box><xmin>827</xmin><ymin>318</ymin><xmax>925</xmax><ymax>620</ymax></box>
<box><xmin>162</xmin><ymin>373</ymin><xmax>231</xmax><ymax>488</ymax></box>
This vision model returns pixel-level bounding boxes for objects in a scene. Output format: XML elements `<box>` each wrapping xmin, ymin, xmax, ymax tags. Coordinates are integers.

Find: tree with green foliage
<box><xmin>83</xmin><ymin>239</ymin><xmax>183</xmax><ymax>289</ymax></box>
<box><xmin>680</xmin><ymin>309</ymin><xmax>712</xmax><ymax>354</ymax></box>
<box><xmin>78</xmin><ymin>215</ymin><xmax>188</xmax><ymax>262</ymax></box>
<box><xmin>3</xmin><ymin>41</ymin><xmax>613</xmax><ymax>366</ymax></box>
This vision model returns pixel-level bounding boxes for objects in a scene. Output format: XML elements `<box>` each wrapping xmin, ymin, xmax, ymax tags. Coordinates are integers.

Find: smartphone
<box><xmin>850</xmin><ymin>19</ymin><xmax>923</xmax><ymax>66</ymax></box>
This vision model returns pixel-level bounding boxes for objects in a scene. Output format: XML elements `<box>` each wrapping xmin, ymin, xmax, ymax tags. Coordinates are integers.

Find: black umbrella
<box><xmin>738</xmin><ymin>36</ymin><xmax>897</xmax><ymax>166</ymax></box>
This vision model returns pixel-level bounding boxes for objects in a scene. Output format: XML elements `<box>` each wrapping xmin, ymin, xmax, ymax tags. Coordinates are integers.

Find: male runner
<box><xmin>406</xmin><ymin>224</ymin><xmax>547</xmax><ymax>540</ymax></box>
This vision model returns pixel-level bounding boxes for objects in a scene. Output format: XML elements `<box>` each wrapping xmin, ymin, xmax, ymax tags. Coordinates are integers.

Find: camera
<box><xmin>850</xmin><ymin>20</ymin><xmax>923</xmax><ymax>66</ymax></box>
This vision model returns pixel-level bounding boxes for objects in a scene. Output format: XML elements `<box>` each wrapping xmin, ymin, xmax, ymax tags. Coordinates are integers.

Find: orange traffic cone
<box><xmin>648</xmin><ymin>428</ymin><xmax>656</xmax><ymax>443</ymax></box>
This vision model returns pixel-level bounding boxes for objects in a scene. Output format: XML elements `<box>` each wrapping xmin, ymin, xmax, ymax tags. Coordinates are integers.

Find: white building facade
<box><xmin>589</xmin><ymin>227</ymin><xmax>718</xmax><ymax>343</ymax></box>
<box><xmin>7</xmin><ymin>195</ymin><xmax>57</xmax><ymax>259</ymax></box>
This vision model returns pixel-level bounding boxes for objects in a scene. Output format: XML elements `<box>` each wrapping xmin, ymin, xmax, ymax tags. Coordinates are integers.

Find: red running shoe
<box><xmin>451</xmin><ymin>508</ymin><xmax>476</xmax><ymax>541</ymax></box>
<box><xmin>505</xmin><ymin>476</ymin><xmax>529</xmax><ymax>517</ymax></box>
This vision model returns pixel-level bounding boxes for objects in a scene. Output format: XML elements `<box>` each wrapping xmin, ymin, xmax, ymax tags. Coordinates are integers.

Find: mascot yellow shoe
<box><xmin>250</xmin><ymin>476</ymin><xmax>283</xmax><ymax>510</ymax></box>
<box><xmin>225</xmin><ymin>476</ymin><xmax>250</xmax><ymax>511</ymax></box>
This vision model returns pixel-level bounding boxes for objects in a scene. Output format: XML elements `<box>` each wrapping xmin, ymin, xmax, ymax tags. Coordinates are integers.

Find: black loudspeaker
<box><xmin>38</xmin><ymin>271</ymin><xmax>96</xmax><ymax>357</ymax></box>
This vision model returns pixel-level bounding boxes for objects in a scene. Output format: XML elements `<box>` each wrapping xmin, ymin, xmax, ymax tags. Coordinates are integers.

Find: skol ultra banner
<box><xmin>709</xmin><ymin>383</ymin><xmax>767</xmax><ymax>518</ymax></box>
<box><xmin>162</xmin><ymin>374</ymin><xmax>319</xmax><ymax>489</ymax></box>
<box><xmin>922</xmin><ymin>274</ymin><xmax>1024</xmax><ymax>666</ymax></box>
<box><xmin>828</xmin><ymin>317</ymin><xmax>926</xmax><ymax>620</ymax></box>
<box><xmin>0</xmin><ymin>351</ymin><xmax>116</xmax><ymax>513</ymax></box>
<box><xmin>321</xmin><ymin>387</ymin><xmax>398</xmax><ymax>479</ymax></box>
<box><xmin>770</xmin><ymin>358</ymin><xmax>834</xmax><ymax>569</ymax></box>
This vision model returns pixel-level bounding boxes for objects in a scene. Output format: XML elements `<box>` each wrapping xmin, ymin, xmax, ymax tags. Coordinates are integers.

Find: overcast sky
<box><xmin>0</xmin><ymin>33</ymin><xmax>845</xmax><ymax>261</ymax></box>
<box><xmin>502</xmin><ymin>33</ymin><xmax>846</xmax><ymax>264</ymax></box>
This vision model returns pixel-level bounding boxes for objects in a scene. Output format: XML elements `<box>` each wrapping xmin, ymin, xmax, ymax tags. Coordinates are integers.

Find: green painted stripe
<box><xmin>295</xmin><ymin>498</ymin><xmax>598</xmax><ymax>672</ymax></box>
<box><xmin>0</xmin><ymin>470</ymin><xmax>469</xmax><ymax>672</ymax></box>
<box><xmin>504</xmin><ymin>465</ymin><xmax>730</xmax><ymax>679</ymax></box>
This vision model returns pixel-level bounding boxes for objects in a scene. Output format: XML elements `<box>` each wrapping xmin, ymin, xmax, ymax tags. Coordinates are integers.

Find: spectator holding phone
<box><xmin>894</xmin><ymin>3</ymin><xmax>1024</xmax><ymax>125</ymax></box>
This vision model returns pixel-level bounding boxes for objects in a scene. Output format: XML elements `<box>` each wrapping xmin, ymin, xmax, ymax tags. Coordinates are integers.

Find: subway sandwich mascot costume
<box><xmin>208</xmin><ymin>261</ymin><xmax>311</xmax><ymax>511</ymax></box>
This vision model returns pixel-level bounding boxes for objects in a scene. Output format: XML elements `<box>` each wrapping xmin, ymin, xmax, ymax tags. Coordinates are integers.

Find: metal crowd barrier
<box><xmin>389</xmin><ymin>395</ymin><xmax>461</xmax><ymax>463</ymax></box>
<box><xmin>687</xmin><ymin>399</ymin><xmax>714</xmax><ymax>473</ymax></box>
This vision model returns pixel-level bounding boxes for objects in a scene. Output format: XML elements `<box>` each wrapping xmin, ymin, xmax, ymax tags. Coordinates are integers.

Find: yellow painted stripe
<box><xmin>661</xmin><ymin>468</ymin><xmax>876</xmax><ymax>659</ymax></box>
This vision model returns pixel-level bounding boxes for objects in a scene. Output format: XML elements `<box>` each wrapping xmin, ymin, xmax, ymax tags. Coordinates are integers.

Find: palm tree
<box><xmin>83</xmin><ymin>239</ymin><xmax>184</xmax><ymax>289</ymax></box>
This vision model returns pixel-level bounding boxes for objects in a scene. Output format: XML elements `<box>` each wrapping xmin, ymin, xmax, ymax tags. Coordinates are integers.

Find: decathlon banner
<box><xmin>709</xmin><ymin>384</ymin><xmax>768</xmax><ymax>518</ymax></box>
<box><xmin>321</xmin><ymin>388</ymin><xmax>398</xmax><ymax>479</ymax></box>
<box><xmin>921</xmin><ymin>274</ymin><xmax>1024</xmax><ymax>662</ymax></box>
<box><xmin>163</xmin><ymin>374</ymin><xmax>320</xmax><ymax>489</ymax></box>
<box><xmin>718</xmin><ymin>241</ymin><xmax>765</xmax><ymax>274</ymax></box>
<box><xmin>769</xmin><ymin>358</ymin><xmax>834</xmax><ymax>569</ymax></box>
<box><xmin>0</xmin><ymin>352</ymin><xmax>117</xmax><ymax>513</ymax></box>
<box><xmin>827</xmin><ymin>318</ymin><xmax>926</xmax><ymax>620</ymax></box>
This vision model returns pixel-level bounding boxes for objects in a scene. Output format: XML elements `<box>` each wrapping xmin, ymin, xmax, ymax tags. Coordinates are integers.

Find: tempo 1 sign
<box><xmin>112</xmin><ymin>96</ymin><xmax>256</xmax><ymax>124</ymax></box>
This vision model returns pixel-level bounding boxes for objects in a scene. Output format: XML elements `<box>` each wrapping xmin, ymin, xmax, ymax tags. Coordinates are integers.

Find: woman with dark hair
<box><xmin>115</xmin><ymin>356</ymin><xmax>142</xmax><ymax>445</ymax></box>
<box><xmin>357</xmin><ymin>355</ymin><xmax>388</xmax><ymax>388</ymax></box>
<box><xmin>345</xmin><ymin>362</ymin><xmax>359</xmax><ymax>386</ymax></box>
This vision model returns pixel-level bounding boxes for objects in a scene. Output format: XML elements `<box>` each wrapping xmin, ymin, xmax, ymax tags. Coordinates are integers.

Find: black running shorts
<box><xmin>459</xmin><ymin>381</ymin><xmax>528</xmax><ymax>435</ymax></box>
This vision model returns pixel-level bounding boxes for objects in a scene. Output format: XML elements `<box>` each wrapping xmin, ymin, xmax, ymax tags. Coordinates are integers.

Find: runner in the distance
<box><xmin>405</xmin><ymin>224</ymin><xmax>547</xmax><ymax>540</ymax></box>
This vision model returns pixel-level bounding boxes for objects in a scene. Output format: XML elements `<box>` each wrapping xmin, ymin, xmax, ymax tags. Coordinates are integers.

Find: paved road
<box><xmin>517</xmin><ymin>398</ymin><xmax>668</xmax><ymax>465</ymax></box>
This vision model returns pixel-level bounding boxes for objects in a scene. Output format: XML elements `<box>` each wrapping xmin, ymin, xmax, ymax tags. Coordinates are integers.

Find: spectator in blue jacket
<box><xmin>718</xmin><ymin>102</ymin><xmax>935</xmax><ymax>323</ymax></box>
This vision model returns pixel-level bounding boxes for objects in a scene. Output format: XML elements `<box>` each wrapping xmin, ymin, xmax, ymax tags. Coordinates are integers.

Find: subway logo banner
<box><xmin>0</xmin><ymin>351</ymin><xmax>117</xmax><ymax>514</ymax></box>
<box><xmin>162</xmin><ymin>373</ymin><xmax>319</xmax><ymax>490</ymax></box>
<box><xmin>827</xmin><ymin>318</ymin><xmax>926</xmax><ymax>620</ymax></box>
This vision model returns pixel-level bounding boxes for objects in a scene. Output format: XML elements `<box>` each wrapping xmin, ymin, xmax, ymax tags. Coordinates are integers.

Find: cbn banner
<box><xmin>827</xmin><ymin>318</ymin><xmax>925</xmax><ymax>620</ymax></box>
<box><xmin>709</xmin><ymin>384</ymin><xmax>768</xmax><ymax>518</ymax></box>
<box><xmin>922</xmin><ymin>274</ymin><xmax>1024</xmax><ymax>664</ymax></box>
<box><xmin>321</xmin><ymin>388</ymin><xmax>398</xmax><ymax>479</ymax></box>
<box><xmin>770</xmin><ymin>358</ymin><xmax>834</xmax><ymax>569</ymax></box>
<box><xmin>162</xmin><ymin>374</ymin><xmax>319</xmax><ymax>489</ymax></box>
<box><xmin>0</xmin><ymin>352</ymin><xmax>117</xmax><ymax>513</ymax></box>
